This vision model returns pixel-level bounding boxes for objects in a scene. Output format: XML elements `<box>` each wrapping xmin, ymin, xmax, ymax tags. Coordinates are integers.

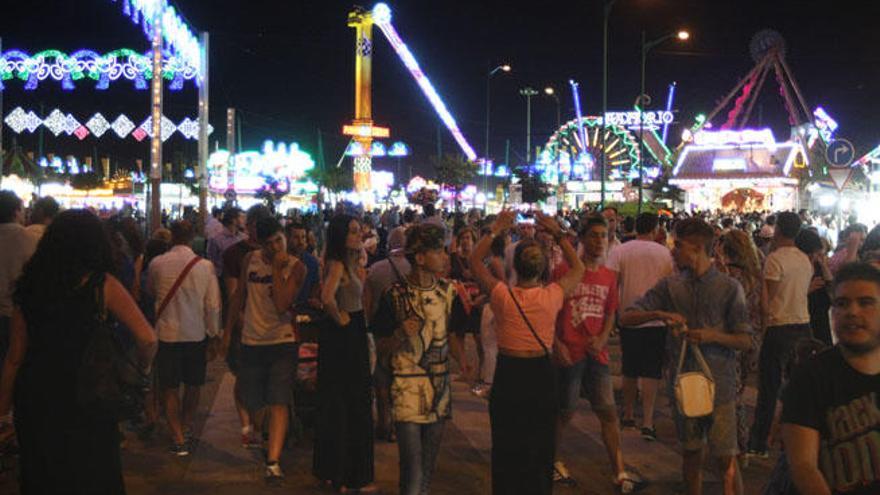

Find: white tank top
<box><xmin>242</xmin><ymin>253</ymin><xmax>296</xmax><ymax>346</ymax></box>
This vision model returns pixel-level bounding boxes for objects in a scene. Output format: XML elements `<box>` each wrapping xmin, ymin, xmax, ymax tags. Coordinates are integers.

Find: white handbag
<box><xmin>674</xmin><ymin>339</ymin><xmax>715</xmax><ymax>418</ymax></box>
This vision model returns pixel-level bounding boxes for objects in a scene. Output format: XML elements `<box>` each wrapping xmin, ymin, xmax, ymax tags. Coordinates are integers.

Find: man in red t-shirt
<box><xmin>552</xmin><ymin>215</ymin><xmax>641</xmax><ymax>492</ymax></box>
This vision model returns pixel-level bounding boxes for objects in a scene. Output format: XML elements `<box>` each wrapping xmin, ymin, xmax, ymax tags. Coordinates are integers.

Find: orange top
<box><xmin>490</xmin><ymin>282</ymin><xmax>564</xmax><ymax>353</ymax></box>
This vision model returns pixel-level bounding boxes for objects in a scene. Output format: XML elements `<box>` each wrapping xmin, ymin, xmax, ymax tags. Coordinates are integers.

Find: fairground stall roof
<box><xmin>671</xmin><ymin>128</ymin><xmax>806</xmax><ymax>186</ymax></box>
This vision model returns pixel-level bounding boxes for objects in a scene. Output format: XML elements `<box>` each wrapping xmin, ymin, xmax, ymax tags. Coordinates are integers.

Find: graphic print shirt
<box><xmin>552</xmin><ymin>264</ymin><xmax>619</xmax><ymax>365</ymax></box>
<box><xmin>782</xmin><ymin>348</ymin><xmax>880</xmax><ymax>495</ymax></box>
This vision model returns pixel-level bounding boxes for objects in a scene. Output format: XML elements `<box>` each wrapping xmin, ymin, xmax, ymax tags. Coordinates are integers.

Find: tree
<box><xmin>307</xmin><ymin>164</ymin><xmax>353</xmax><ymax>204</ymax></box>
<box><xmin>432</xmin><ymin>153</ymin><xmax>478</xmax><ymax>209</ymax></box>
<box><xmin>512</xmin><ymin>165</ymin><xmax>551</xmax><ymax>204</ymax></box>
<box><xmin>649</xmin><ymin>166</ymin><xmax>684</xmax><ymax>205</ymax></box>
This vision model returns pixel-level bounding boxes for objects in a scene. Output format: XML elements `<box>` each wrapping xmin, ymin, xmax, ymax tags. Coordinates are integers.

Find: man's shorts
<box><xmin>619</xmin><ymin>326</ymin><xmax>667</xmax><ymax>379</ymax></box>
<box><xmin>237</xmin><ymin>343</ymin><xmax>299</xmax><ymax>411</ymax></box>
<box><xmin>557</xmin><ymin>355</ymin><xmax>615</xmax><ymax>415</ymax></box>
<box><xmin>157</xmin><ymin>339</ymin><xmax>208</xmax><ymax>388</ymax></box>
<box><xmin>674</xmin><ymin>401</ymin><xmax>738</xmax><ymax>456</ymax></box>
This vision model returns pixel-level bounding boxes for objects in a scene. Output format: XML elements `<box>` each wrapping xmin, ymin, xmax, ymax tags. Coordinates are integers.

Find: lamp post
<box><xmin>484</xmin><ymin>63</ymin><xmax>511</xmax><ymax>192</ymax></box>
<box><xmin>544</xmin><ymin>86</ymin><xmax>561</xmax><ymax>129</ymax></box>
<box><xmin>520</xmin><ymin>87</ymin><xmax>539</xmax><ymax>164</ymax></box>
<box><xmin>601</xmin><ymin>0</ymin><xmax>620</xmax><ymax>208</ymax></box>
<box><xmin>639</xmin><ymin>29</ymin><xmax>689</xmax><ymax>213</ymax></box>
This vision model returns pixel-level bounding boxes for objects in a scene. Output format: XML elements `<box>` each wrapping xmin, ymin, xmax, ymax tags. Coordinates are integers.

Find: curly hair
<box><xmin>405</xmin><ymin>224</ymin><xmax>446</xmax><ymax>265</ymax></box>
<box><xmin>14</xmin><ymin>209</ymin><xmax>115</xmax><ymax>314</ymax></box>
<box><xmin>719</xmin><ymin>229</ymin><xmax>762</xmax><ymax>294</ymax></box>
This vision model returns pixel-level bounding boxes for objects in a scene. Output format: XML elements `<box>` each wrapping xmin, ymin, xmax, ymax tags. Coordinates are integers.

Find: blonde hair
<box><xmin>720</xmin><ymin>229</ymin><xmax>762</xmax><ymax>293</ymax></box>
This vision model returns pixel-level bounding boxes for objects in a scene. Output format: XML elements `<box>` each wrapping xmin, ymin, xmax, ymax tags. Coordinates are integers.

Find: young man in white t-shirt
<box><xmin>223</xmin><ymin>217</ymin><xmax>305</xmax><ymax>482</ymax></box>
<box><xmin>606</xmin><ymin>213</ymin><xmax>674</xmax><ymax>441</ymax></box>
<box><xmin>747</xmin><ymin>211</ymin><xmax>813</xmax><ymax>457</ymax></box>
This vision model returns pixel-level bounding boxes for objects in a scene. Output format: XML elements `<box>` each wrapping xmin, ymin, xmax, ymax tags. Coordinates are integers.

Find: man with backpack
<box><xmin>146</xmin><ymin>220</ymin><xmax>221</xmax><ymax>456</ymax></box>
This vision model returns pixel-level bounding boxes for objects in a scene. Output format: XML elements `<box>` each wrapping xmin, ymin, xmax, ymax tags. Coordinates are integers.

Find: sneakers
<box><xmin>552</xmin><ymin>460</ymin><xmax>576</xmax><ymax>486</ymax></box>
<box><xmin>640</xmin><ymin>426</ymin><xmax>657</xmax><ymax>442</ymax></box>
<box><xmin>470</xmin><ymin>381</ymin><xmax>492</xmax><ymax>399</ymax></box>
<box><xmin>746</xmin><ymin>449</ymin><xmax>770</xmax><ymax>459</ymax></box>
<box><xmin>169</xmin><ymin>442</ymin><xmax>190</xmax><ymax>457</ymax></box>
<box><xmin>620</xmin><ymin>418</ymin><xmax>638</xmax><ymax>430</ymax></box>
<box><xmin>614</xmin><ymin>471</ymin><xmax>646</xmax><ymax>494</ymax></box>
<box><xmin>264</xmin><ymin>461</ymin><xmax>284</xmax><ymax>483</ymax></box>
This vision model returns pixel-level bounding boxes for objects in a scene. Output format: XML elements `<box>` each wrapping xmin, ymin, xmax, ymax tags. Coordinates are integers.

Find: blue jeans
<box><xmin>396</xmin><ymin>420</ymin><xmax>445</xmax><ymax>495</ymax></box>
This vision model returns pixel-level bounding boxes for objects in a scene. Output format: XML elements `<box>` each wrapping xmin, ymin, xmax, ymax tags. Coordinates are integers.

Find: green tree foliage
<box><xmin>512</xmin><ymin>165</ymin><xmax>550</xmax><ymax>204</ymax></box>
<box><xmin>432</xmin><ymin>154</ymin><xmax>478</xmax><ymax>208</ymax></box>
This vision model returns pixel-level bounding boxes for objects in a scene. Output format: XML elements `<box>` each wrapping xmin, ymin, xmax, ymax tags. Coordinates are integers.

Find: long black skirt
<box><xmin>489</xmin><ymin>354</ymin><xmax>558</xmax><ymax>495</ymax></box>
<box><xmin>312</xmin><ymin>311</ymin><xmax>375</xmax><ymax>489</ymax></box>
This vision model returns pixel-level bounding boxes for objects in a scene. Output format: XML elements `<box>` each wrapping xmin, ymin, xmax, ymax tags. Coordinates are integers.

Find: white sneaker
<box><xmin>553</xmin><ymin>460</ymin><xmax>576</xmax><ymax>485</ymax></box>
<box><xmin>265</xmin><ymin>462</ymin><xmax>284</xmax><ymax>483</ymax></box>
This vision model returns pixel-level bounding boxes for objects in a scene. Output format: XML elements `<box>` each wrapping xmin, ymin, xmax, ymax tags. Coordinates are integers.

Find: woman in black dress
<box><xmin>0</xmin><ymin>210</ymin><xmax>157</xmax><ymax>494</ymax></box>
<box><xmin>314</xmin><ymin>214</ymin><xmax>376</xmax><ymax>493</ymax></box>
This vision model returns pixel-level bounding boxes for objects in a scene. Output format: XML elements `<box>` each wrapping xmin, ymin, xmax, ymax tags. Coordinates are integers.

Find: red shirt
<box><xmin>552</xmin><ymin>263</ymin><xmax>619</xmax><ymax>365</ymax></box>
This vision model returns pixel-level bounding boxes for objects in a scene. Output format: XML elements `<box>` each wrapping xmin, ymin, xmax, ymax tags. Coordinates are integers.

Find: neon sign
<box><xmin>208</xmin><ymin>140</ymin><xmax>316</xmax><ymax>194</ymax></box>
<box><xmin>693</xmin><ymin>128</ymin><xmax>776</xmax><ymax>147</ymax></box>
<box><xmin>603</xmin><ymin>110</ymin><xmax>674</xmax><ymax>130</ymax></box>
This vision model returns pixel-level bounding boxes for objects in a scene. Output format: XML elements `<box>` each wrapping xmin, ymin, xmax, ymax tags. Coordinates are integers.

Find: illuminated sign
<box><xmin>712</xmin><ymin>158</ymin><xmax>747</xmax><ymax>171</ymax></box>
<box><xmin>342</xmin><ymin>124</ymin><xmax>390</xmax><ymax>138</ymax></box>
<box><xmin>693</xmin><ymin>128</ymin><xmax>776</xmax><ymax>147</ymax></box>
<box><xmin>603</xmin><ymin>110</ymin><xmax>674</xmax><ymax>130</ymax></box>
<box><xmin>208</xmin><ymin>140</ymin><xmax>316</xmax><ymax>193</ymax></box>
<box><xmin>813</xmin><ymin>107</ymin><xmax>838</xmax><ymax>143</ymax></box>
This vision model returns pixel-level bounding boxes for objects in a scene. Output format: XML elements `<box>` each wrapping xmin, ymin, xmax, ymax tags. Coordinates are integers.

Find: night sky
<box><xmin>2</xmin><ymin>0</ymin><xmax>879</xmax><ymax>177</ymax></box>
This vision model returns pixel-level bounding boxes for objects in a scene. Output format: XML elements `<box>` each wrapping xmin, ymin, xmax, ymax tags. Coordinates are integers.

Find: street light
<box><xmin>520</xmin><ymin>87</ymin><xmax>539</xmax><ymax>164</ymax></box>
<box><xmin>484</xmin><ymin>63</ymin><xmax>511</xmax><ymax>192</ymax></box>
<box><xmin>638</xmin><ymin>28</ymin><xmax>690</xmax><ymax>213</ymax></box>
<box><xmin>544</xmin><ymin>86</ymin><xmax>561</xmax><ymax>130</ymax></box>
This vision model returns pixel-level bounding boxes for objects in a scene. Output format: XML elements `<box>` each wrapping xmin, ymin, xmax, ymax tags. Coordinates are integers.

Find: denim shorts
<box><xmin>675</xmin><ymin>400</ymin><xmax>738</xmax><ymax>456</ymax></box>
<box><xmin>237</xmin><ymin>343</ymin><xmax>299</xmax><ymax>411</ymax></box>
<box><xmin>557</xmin><ymin>355</ymin><xmax>615</xmax><ymax>415</ymax></box>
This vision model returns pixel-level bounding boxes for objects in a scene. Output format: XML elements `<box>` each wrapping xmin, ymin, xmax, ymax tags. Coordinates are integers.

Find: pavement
<box><xmin>1</xmin><ymin>339</ymin><xmax>779</xmax><ymax>494</ymax></box>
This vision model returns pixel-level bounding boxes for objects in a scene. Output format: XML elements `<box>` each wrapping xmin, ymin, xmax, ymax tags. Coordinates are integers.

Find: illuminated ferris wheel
<box><xmin>541</xmin><ymin>117</ymin><xmax>641</xmax><ymax>181</ymax></box>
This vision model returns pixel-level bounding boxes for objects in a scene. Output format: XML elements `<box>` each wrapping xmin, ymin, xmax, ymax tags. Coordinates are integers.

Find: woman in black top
<box><xmin>0</xmin><ymin>210</ymin><xmax>157</xmax><ymax>494</ymax></box>
<box><xmin>795</xmin><ymin>229</ymin><xmax>833</xmax><ymax>345</ymax></box>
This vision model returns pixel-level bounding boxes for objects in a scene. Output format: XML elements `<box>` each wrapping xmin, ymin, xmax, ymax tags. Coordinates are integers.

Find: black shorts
<box><xmin>619</xmin><ymin>326</ymin><xmax>667</xmax><ymax>379</ymax></box>
<box><xmin>238</xmin><ymin>343</ymin><xmax>299</xmax><ymax>411</ymax></box>
<box><xmin>450</xmin><ymin>299</ymin><xmax>483</xmax><ymax>337</ymax></box>
<box><xmin>157</xmin><ymin>339</ymin><xmax>208</xmax><ymax>388</ymax></box>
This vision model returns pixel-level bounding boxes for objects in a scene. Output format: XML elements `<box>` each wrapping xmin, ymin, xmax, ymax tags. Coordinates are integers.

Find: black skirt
<box><xmin>489</xmin><ymin>354</ymin><xmax>558</xmax><ymax>495</ymax></box>
<box><xmin>312</xmin><ymin>310</ymin><xmax>375</xmax><ymax>489</ymax></box>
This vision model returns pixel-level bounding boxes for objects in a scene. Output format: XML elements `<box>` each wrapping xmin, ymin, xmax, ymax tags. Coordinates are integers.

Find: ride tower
<box><xmin>345</xmin><ymin>6</ymin><xmax>390</xmax><ymax>193</ymax></box>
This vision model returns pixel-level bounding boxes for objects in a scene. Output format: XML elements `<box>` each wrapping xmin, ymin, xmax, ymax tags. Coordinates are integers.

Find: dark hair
<box><xmin>14</xmin><ymin>209</ymin><xmax>115</xmax><ymax>313</ymax></box>
<box><xmin>775</xmin><ymin>211</ymin><xmax>801</xmax><ymax>239</ymax></box>
<box><xmin>143</xmin><ymin>238</ymin><xmax>170</xmax><ymax>268</ymax></box>
<box><xmin>602</xmin><ymin>206</ymin><xmax>618</xmax><ymax>215</ymax></box>
<box><xmin>635</xmin><ymin>213</ymin><xmax>659</xmax><ymax>235</ymax></box>
<box><xmin>721</xmin><ymin>217</ymin><xmax>735</xmax><ymax>229</ymax></box>
<box><xmin>513</xmin><ymin>239</ymin><xmax>547</xmax><ymax>281</ymax></box>
<box><xmin>405</xmin><ymin>224</ymin><xmax>446</xmax><ymax>265</ymax></box>
<box><xmin>286</xmin><ymin>221</ymin><xmax>306</xmax><ymax>235</ymax></box>
<box><xmin>490</xmin><ymin>231</ymin><xmax>507</xmax><ymax>258</ymax></box>
<box><xmin>170</xmin><ymin>220</ymin><xmax>195</xmax><ymax>245</ymax></box>
<box><xmin>795</xmin><ymin>228</ymin><xmax>823</xmax><ymax>255</ymax></box>
<box><xmin>0</xmin><ymin>190</ymin><xmax>23</xmax><ymax>223</ymax></box>
<box><xmin>833</xmin><ymin>262</ymin><xmax>880</xmax><ymax>290</ymax></box>
<box><xmin>423</xmin><ymin>203</ymin><xmax>436</xmax><ymax>217</ymax></box>
<box><xmin>579</xmin><ymin>215</ymin><xmax>608</xmax><ymax>237</ymax></box>
<box><xmin>221</xmin><ymin>207</ymin><xmax>243</xmax><ymax>227</ymax></box>
<box><xmin>674</xmin><ymin>217</ymin><xmax>715</xmax><ymax>254</ymax></box>
<box><xmin>245</xmin><ymin>204</ymin><xmax>273</xmax><ymax>227</ymax></box>
<box><xmin>861</xmin><ymin>224</ymin><xmax>880</xmax><ymax>259</ymax></box>
<box><xmin>455</xmin><ymin>226</ymin><xmax>477</xmax><ymax>243</ymax></box>
<box><xmin>211</xmin><ymin>206</ymin><xmax>223</xmax><ymax>218</ymax></box>
<box><xmin>325</xmin><ymin>214</ymin><xmax>357</xmax><ymax>265</ymax></box>
<box><xmin>30</xmin><ymin>196</ymin><xmax>60</xmax><ymax>224</ymax></box>
<box><xmin>255</xmin><ymin>216</ymin><xmax>283</xmax><ymax>242</ymax></box>
<box><xmin>622</xmin><ymin>216</ymin><xmax>635</xmax><ymax>233</ymax></box>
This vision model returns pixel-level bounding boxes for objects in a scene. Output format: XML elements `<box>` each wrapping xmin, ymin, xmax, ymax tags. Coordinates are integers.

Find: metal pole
<box><xmin>600</xmin><ymin>2</ymin><xmax>615</xmax><ymax>208</ymax></box>
<box><xmin>226</xmin><ymin>107</ymin><xmax>235</xmax><ymax>203</ymax></box>
<box><xmin>484</xmin><ymin>68</ymin><xmax>491</xmax><ymax>193</ymax></box>
<box><xmin>639</xmin><ymin>30</ymin><xmax>646</xmax><ymax>214</ymax></box>
<box><xmin>520</xmin><ymin>87</ymin><xmax>538</xmax><ymax>164</ymax></box>
<box><xmin>149</xmin><ymin>10</ymin><xmax>164</xmax><ymax>233</ymax></box>
<box><xmin>198</xmin><ymin>32</ymin><xmax>210</xmax><ymax>232</ymax></box>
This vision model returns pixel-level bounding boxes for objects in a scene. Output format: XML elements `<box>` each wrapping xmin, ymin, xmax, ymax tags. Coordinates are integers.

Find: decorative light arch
<box><xmin>0</xmin><ymin>48</ymin><xmax>198</xmax><ymax>91</ymax></box>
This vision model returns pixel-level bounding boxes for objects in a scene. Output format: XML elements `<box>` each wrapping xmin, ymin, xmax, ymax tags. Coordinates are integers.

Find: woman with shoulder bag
<box><xmin>469</xmin><ymin>209</ymin><xmax>585</xmax><ymax>495</ymax></box>
<box><xmin>0</xmin><ymin>209</ymin><xmax>157</xmax><ymax>494</ymax></box>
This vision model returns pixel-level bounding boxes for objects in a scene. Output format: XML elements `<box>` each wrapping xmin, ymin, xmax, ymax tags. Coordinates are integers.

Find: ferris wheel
<box><xmin>541</xmin><ymin>117</ymin><xmax>641</xmax><ymax>181</ymax></box>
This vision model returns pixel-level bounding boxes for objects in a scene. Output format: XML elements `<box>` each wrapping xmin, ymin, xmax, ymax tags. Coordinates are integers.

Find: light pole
<box><xmin>639</xmin><ymin>29</ymin><xmax>689</xmax><ymax>213</ymax></box>
<box><xmin>484</xmin><ymin>63</ymin><xmax>511</xmax><ymax>192</ymax></box>
<box><xmin>601</xmin><ymin>0</ymin><xmax>620</xmax><ymax>208</ymax></box>
<box><xmin>544</xmin><ymin>86</ymin><xmax>561</xmax><ymax>130</ymax></box>
<box><xmin>520</xmin><ymin>87</ymin><xmax>539</xmax><ymax>164</ymax></box>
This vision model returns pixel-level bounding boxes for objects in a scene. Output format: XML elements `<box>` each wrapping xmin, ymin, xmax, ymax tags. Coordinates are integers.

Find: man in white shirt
<box><xmin>24</xmin><ymin>196</ymin><xmax>59</xmax><ymax>245</ymax></box>
<box><xmin>0</xmin><ymin>191</ymin><xmax>38</xmax><ymax>374</ymax></box>
<box><xmin>147</xmin><ymin>220</ymin><xmax>221</xmax><ymax>456</ymax></box>
<box><xmin>602</xmin><ymin>207</ymin><xmax>621</xmax><ymax>258</ymax></box>
<box><xmin>606</xmin><ymin>213</ymin><xmax>674</xmax><ymax>440</ymax></box>
<box><xmin>747</xmin><ymin>211</ymin><xmax>813</xmax><ymax>457</ymax></box>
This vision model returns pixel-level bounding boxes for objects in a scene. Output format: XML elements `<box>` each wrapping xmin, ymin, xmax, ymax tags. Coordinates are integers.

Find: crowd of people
<box><xmin>0</xmin><ymin>188</ymin><xmax>878</xmax><ymax>495</ymax></box>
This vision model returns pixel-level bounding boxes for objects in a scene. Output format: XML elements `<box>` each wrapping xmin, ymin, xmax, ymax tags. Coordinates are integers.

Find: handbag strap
<box><xmin>507</xmin><ymin>286</ymin><xmax>550</xmax><ymax>356</ymax></box>
<box><xmin>676</xmin><ymin>338</ymin><xmax>715</xmax><ymax>381</ymax></box>
<box><xmin>156</xmin><ymin>256</ymin><xmax>202</xmax><ymax>321</ymax></box>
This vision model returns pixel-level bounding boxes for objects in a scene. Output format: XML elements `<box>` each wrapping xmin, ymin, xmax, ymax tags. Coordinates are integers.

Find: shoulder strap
<box><xmin>156</xmin><ymin>256</ymin><xmax>202</xmax><ymax>321</ymax></box>
<box><xmin>676</xmin><ymin>339</ymin><xmax>715</xmax><ymax>381</ymax></box>
<box><xmin>506</xmin><ymin>286</ymin><xmax>550</xmax><ymax>356</ymax></box>
<box><xmin>388</xmin><ymin>256</ymin><xmax>407</xmax><ymax>285</ymax></box>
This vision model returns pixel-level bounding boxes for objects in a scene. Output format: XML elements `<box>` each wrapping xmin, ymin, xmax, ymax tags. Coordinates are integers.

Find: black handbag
<box><xmin>77</xmin><ymin>274</ymin><xmax>149</xmax><ymax>420</ymax></box>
